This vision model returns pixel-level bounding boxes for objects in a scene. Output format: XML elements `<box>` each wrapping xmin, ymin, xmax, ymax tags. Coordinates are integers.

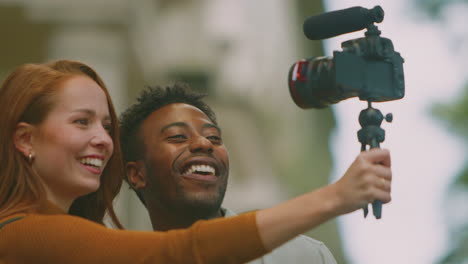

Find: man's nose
<box><xmin>189</xmin><ymin>135</ymin><xmax>213</xmax><ymax>154</ymax></box>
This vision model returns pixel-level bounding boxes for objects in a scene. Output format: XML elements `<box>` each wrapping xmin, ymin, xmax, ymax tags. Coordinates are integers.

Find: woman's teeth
<box><xmin>80</xmin><ymin>158</ymin><xmax>103</xmax><ymax>168</ymax></box>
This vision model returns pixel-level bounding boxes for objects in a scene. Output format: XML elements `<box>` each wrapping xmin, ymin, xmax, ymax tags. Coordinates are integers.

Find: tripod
<box><xmin>357</xmin><ymin>101</ymin><xmax>392</xmax><ymax>219</ymax></box>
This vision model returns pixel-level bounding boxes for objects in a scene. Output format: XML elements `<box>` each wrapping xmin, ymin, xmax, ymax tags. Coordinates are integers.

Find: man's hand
<box><xmin>330</xmin><ymin>148</ymin><xmax>392</xmax><ymax>215</ymax></box>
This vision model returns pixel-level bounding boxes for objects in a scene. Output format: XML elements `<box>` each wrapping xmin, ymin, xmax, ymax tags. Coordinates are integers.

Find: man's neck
<box><xmin>147</xmin><ymin>203</ymin><xmax>224</xmax><ymax>231</ymax></box>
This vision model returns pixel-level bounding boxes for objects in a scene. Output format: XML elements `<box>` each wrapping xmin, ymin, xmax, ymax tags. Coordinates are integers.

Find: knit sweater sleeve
<box><xmin>0</xmin><ymin>212</ymin><xmax>267</xmax><ymax>264</ymax></box>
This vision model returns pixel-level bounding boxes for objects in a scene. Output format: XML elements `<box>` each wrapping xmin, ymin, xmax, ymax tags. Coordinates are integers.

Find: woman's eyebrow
<box><xmin>72</xmin><ymin>108</ymin><xmax>95</xmax><ymax>115</ymax></box>
<box><xmin>72</xmin><ymin>109</ymin><xmax>112</xmax><ymax>121</ymax></box>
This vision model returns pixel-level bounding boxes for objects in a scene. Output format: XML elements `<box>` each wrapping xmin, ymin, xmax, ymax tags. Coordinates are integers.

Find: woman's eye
<box><xmin>103</xmin><ymin>123</ymin><xmax>113</xmax><ymax>134</ymax></box>
<box><xmin>74</xmin><ymin>119</ymin><xmax>88</xmax><ymax>126</ymax></box>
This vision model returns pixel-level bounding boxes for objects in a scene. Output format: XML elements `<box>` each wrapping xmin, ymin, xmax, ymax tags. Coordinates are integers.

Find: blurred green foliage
<box><xmin>416</xmin><ymin>0</ymin><xmax>468</xmax><ymax>263</ymax></box>
<box><xmin>415</xmin><ymin>0</ymin><xmax>468</xmax><ymax>17</ymax></box>
<box><xmin>432</xmin><ymin>85</ymin><xmax>468</xmax><ymax>186</ymax></box>
<box><xmin>432</xmin><ymin>85</ymin><xmax>468</xmax><ymax>139</ymax></box>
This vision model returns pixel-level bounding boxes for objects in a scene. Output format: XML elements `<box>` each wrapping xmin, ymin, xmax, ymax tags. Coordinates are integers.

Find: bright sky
<box><xmin>323</xmin><ymin>1</ymin><xmax>467</xmax><ymax>263</ymax></box>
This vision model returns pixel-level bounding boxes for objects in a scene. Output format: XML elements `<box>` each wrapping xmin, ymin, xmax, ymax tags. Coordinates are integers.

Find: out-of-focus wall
<box><xmin>0</xmin><ymin>0</ymin><xmax>344</xmax><ymax>262</ymax></box>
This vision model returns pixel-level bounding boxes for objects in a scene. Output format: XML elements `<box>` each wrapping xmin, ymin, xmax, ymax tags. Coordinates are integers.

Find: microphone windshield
<box><xmin>303</xmin><ymin>6</ymin><xmax>384</xmax><ymax>40</ymax></box>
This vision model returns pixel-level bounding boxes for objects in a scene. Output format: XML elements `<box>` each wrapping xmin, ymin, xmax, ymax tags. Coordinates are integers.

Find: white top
<box><xmin>223</xmin><ymin>208</ymin><xmax>337</xmax><ymax>264</ymax></box>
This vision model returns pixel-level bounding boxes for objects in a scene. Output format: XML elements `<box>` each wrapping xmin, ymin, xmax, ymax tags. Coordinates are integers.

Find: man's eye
<box><xmin>207</xmin><ymin>136</ymin><xmax>222</xmax><ymax>144</ymax></box>
<box><xmin>167</xmin><ymin>135</ymin><xmax>187</xmax><ymax>141</ymax></box>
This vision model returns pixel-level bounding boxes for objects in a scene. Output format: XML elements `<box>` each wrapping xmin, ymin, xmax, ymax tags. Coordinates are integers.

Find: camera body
<box><xmin>288</xmin><ymin>26</ymin><xmax>405</xmax><ymax>109</ymax></box>
<box><xmin>290</xmin><ymin>6</ymin><xmax>403</xmax><ymax>219</ymax></box>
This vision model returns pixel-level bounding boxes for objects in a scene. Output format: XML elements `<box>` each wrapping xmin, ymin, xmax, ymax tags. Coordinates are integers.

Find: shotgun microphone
<box><xmin>303</xmin><ymin>6</ymin><xmax>384</xmax><ymax>40</ymax></box>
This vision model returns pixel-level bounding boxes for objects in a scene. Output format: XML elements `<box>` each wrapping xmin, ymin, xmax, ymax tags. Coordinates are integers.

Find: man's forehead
<box><xmin>144</xmin><ymin>103</ymin><xmax>213</xmax><ymax>129</ymax></box>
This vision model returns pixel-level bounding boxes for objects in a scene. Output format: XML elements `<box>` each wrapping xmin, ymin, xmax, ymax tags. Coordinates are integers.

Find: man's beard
<box><xmin>172</xmin><ymin>182</ymin><xmax>227</xmax><ymax>219</ymax></box>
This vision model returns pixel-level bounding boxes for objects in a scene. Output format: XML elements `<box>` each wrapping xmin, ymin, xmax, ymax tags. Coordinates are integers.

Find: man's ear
<box><xmin>14</xmin><ymin>122</ymin><xmax>36</xmax><ymax>158</ymax></box>
<box><xmin>126</xmin><ymin>161</ymin><xmax>147</xmax><ymax>190</ymax></box>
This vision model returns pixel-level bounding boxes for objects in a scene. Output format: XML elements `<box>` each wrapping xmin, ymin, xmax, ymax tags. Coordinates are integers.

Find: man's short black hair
<box><xmin>119</xmin><ymin>83</ymin><xmax>217</xmax><ymax>203</ymax></box>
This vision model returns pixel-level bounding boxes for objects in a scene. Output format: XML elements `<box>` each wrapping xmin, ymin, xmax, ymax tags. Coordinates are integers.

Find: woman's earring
<box><xmin>28</xmin><ymin>152</ymin><xmax>34</xmax><ymax>163</ymax></box>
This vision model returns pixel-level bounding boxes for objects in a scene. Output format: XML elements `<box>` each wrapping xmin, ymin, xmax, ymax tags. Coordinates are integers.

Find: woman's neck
<box><xmin>43</xmin><ymin>186</ymin><xmax>73</xmax><ymax>213</ymax></box>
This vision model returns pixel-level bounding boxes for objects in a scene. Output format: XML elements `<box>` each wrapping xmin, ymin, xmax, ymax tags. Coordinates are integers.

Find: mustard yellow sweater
<box><xmin>0</xmin><ymin>203</ymin><xmax>267</xmax><ymax>264</ymax></box>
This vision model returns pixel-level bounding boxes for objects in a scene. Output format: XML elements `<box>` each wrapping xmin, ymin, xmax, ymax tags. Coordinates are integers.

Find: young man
<box><xmin>119</xmin><ymin>84</ymin><xmax>337</xmax><ymax>263</ymax></box>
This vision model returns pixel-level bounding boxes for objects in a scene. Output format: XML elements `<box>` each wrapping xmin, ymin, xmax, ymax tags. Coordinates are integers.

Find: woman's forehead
<box><xmin>53</xmin><ymin>76</ymin><xmax>109</xmax><ymax>113</ymax></box>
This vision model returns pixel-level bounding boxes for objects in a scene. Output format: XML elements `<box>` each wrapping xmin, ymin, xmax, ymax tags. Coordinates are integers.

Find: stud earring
<box><xmin>28</xmin><ymin>152</ymin><xmax>34</xmax><ymax>163</ymax></box>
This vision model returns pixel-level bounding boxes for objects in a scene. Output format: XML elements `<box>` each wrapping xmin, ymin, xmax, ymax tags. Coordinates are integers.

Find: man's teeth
<box><xmin>184</xmin><ymin>164</ymin><xmax>215</xmax><ymax>175</ymax></box>
<box><xmin>80</xmin><ymin>158</ymin><xmax>103</xmax><ymax>168</ymax></box>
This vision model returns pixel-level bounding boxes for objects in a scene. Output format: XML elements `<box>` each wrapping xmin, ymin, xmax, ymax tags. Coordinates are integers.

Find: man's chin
<box><xmin>179</xmin><ymin>193</ymin><xmax>224</xmax><ymax>216</ymax></box>
<box><xmin>183</xmin><ymin>193</ymin><xmax>221</xmax><ymax>206</ymax></box>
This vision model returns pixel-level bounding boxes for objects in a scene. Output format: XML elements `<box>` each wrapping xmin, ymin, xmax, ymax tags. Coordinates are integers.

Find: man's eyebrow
<box><xmin>160</xmin><ymin>122</ymin><xmax>222</xmax><ymax>134</ymax></box>
<box><xmin>160</xmin><ymin>122</ymin><xmax>189</xmax><ymax>133</ymax></box>
<box><xmin>202</xmin><ymin>123</ymin><xmax>222</xmax><ymax>134</ymax></box>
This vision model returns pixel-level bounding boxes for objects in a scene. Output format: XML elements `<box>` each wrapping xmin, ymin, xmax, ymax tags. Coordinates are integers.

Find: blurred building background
<box><xmin>1</xmin><ymin>0</ymin><xmax>467</xmax><ymax>263</ymax></box>
<box><xmin>0</xmin><ymin>0</ymin><xmax>344</xmax><ymax>262</ymax></box>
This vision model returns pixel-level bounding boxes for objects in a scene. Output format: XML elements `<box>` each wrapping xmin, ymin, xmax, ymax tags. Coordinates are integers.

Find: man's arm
<box><xmin>257</xmin><ymin>148</ymin><xmax>391</xmax><ymax>251</ymax></box>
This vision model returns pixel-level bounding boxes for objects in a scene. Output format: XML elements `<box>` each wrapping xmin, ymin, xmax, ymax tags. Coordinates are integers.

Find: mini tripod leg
<box><xmin>363</xmin><ymin>205</ymin><xmax>369</xmax><ymax>218</ymax></box>
<box><xmin>369</xmin><ymin>140</ymin><xmax>383</xmax><ymax>219</ymax></box>
<box><xmin>372</xmin><ymin>200</ymin><xmax>382</xmax><ymax>219</ymax></box>
<box><xmin>361</xmin><ymin>143</ymin><xmax>369</xmax><ymax>218</ymax></box>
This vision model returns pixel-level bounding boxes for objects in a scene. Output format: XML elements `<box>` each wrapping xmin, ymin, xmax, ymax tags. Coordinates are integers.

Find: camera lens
<box><xmin>288</xmin><ymin>56</ymin><xmax>338</xmax><ymax>109</ymax></box>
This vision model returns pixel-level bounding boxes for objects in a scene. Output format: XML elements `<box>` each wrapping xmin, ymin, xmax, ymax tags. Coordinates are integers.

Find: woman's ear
<box><xmin>125</xmin><ymin>161</ymin><xmax>147</xmax><ymax>190</ymax></box>
<box><xmin>14</xmin><ymin>122</ymin><xmax>36</xmax><ymax>158</ymax></box>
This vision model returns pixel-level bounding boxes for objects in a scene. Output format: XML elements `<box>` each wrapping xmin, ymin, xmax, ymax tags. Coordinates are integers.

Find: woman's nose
<box><xmin>91</xmin><ymin>126</ymin><xmax>113</xmax><ymax>150</ymax></box>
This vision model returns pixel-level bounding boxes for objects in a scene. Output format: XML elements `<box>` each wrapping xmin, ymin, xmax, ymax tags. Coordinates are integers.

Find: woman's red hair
<box><xmin>0</xmin><ymin>60</ymin><xmax>123</xmax><ymax>228</ymax></box>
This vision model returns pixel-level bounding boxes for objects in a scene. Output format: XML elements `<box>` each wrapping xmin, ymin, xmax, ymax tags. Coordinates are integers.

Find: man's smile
<box><xmin>179</xmin><ymin>158</ymin><xmax>221</xmax><ymax>183</ymax></box>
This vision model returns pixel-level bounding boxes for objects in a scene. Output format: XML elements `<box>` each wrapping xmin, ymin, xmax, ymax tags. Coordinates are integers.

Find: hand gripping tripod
<box><xmin>357</xmin><ymin>101</ymin><xmax>393</xmax><ymax>219</ymax></box>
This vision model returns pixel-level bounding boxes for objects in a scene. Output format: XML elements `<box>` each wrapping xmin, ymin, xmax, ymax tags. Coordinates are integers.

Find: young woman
<box><xmin>0</xmin><ymin>60</ymin><xmax>392</xmax><ymax>263</ymax></box>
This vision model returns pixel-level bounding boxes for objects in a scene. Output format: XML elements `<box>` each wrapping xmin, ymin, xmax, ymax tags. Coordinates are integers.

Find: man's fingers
<box><xmin>376</xmin><ymin>176</ymin><xmax>391</xmax><ymax>192</ymax></box>
<box><xmin>362</xmin><ymin>148</ymin><xmax>391</xmax><ymax>167</ymax></box>
<box><xmin>371</xmin><ymin>164</ymin><xmax>392</xmax><ymax>181</ymax></box>
<box><xmin>373</xmin><ymin>188</ymin><xmax>392</xmax><ymax>204</ymax></box>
